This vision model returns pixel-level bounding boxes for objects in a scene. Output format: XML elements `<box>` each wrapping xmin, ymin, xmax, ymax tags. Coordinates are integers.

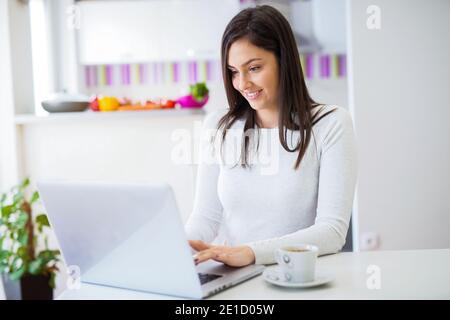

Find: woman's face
<box><xmin>227</xmin><ymin>38</ymin><xmax>279</xmax><ymax>113</ymax></box>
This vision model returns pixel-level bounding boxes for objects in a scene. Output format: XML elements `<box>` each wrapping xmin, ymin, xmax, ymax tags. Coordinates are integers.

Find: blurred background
<box><xmin>0</xmin><ymin>0</ymin><xmax>449</xmax><ymax>299</ymax></box>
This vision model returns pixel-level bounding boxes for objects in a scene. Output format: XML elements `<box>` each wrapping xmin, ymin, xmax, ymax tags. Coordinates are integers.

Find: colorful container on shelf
<box><xmin>177</xmin><ymin>95</ymin><xmax>209</xmax><ymax>108</ymax></box>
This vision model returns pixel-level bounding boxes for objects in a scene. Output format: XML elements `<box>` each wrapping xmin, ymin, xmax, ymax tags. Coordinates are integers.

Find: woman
<box><xmin>185</xmin><ymin>5</ymin><xmax>357</xmax><ymax>267</ymax></box>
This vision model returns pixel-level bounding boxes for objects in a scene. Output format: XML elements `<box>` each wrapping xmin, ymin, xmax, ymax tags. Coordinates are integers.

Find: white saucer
<box><xmin>263</xmin><ymin>267</ymin><xmax>334</xmax><ymax>288</ymax></box>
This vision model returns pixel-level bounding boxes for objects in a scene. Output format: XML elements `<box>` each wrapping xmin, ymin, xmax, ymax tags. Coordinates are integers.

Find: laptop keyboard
<box><xmin>198</xmin><ymin>273</ymin><xmax>223</xmax><ymax>285</ymax></box>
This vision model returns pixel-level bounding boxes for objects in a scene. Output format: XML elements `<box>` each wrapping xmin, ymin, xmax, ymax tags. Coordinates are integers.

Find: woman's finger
<box><xmin>196</xmin><ymin>246</ymin><xmax>255</xmax><ymax>267</ymax></box>
<box><xmin>194</xmin><ymin>248</ymin><xmax>224</xmax><ymax>265</ymax></box>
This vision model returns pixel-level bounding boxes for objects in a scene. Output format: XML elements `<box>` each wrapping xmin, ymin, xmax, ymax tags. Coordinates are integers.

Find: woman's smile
<box><xmin>244</xmin><ymin>89</ymin><xmax>263</xmax><ymax>100</ymax></box>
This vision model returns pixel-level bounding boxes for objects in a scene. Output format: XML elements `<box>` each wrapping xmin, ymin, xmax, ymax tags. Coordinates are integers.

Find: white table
<box><xmin>58</xmin><ymin>249</ymin><xmax>450</xmax><ymax>300</ymax></box>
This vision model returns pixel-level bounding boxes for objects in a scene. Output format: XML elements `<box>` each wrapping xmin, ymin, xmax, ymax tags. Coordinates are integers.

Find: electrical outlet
<box><xmin>360</xmin><ymin>232</ymin><xmax>380</xmax><ymax>250</ymax></box>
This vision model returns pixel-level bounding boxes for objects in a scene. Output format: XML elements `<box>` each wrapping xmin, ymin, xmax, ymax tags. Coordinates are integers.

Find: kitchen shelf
<box><xmin>15</xmin><ymin>108</ymin><xmax>206</xmax><ymax>125</ymax></box>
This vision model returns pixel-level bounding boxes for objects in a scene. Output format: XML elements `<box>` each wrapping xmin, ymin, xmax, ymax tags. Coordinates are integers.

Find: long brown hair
<box><xmin>218</xmin><ymin>5</ymin><xmax>335</xmax><ymax>169</ymax></box>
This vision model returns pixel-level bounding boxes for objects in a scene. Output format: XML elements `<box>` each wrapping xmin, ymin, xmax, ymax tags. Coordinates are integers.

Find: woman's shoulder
<box><xmin>312</xmin><ymin>104</ymin><xmax>354</xmax><ymax>130</ymax></box>
<box><xmin>311</xmin><ymin>104</ymin><xmax>355</xmax><ymax>146</ymax></box>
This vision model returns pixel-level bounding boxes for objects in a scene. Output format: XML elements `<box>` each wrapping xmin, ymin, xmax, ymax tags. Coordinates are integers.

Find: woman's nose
<box><xmin>237</xmin><ymin>74</ymin><xmax>251</xmax><ymax>91</ymax></box>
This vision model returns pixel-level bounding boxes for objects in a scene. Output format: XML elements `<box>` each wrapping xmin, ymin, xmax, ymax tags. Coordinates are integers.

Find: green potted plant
<box><xmin>0</xmin><ymin>178</ymin><xmax>61</xmax><ymax>300</ymax></box>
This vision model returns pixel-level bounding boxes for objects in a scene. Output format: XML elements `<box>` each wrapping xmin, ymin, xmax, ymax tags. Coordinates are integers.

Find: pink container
<box><xmin>177</xmin><ymin>94</ymin><xmax>209</xmax><ymax>108</ymax></box>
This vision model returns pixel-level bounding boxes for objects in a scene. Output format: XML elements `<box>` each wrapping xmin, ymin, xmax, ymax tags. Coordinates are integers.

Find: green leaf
<box><xmin>190</xmin><ymin>82</ymin><xmax>209</xmax><ymax>101</ymax></box>
<box><xmin>18</xmin><ymin>231</ymin><xmax>28</xmax><ymax>246</ymax></box>
<box><xmin>20</xmin><ymin>178</ymin><xmax>30</xmax><ymax>191</ymax></box>
<box><xmin>37</xmin><ymin>249</ymin><xmax>54</xmax><ymax>261</ymax></box>
<box><xmin>29</xmin><ymin>258</ymin><xmax>44</xmax><ymax>275</ymax></box>
<box><xmin>17</xmin><ymin>246</ymin><xmax>28</xmax><ymax>259</ymax></box>
<box><xmin>36</xmin><ymin>214</ymin><xmax>49</xmax><ymax>226</ymax></box>
<box><xmin>15</xmin><ymin>211</ymin><xmax>29</xmax><ymax>229</ymax></box>
<box><xmin>36</xmin><ymin>214</ymin><xmax>50</xmax><ymax>232</ymax></box>
<box><xmin>0</xmin><ymin>250</ymin><xmax>10</xmax><ymax>261</ymax></box>
<box><xmin>11</xmin><ymin>203</ymin><xmax>21</xmax><ymax>214</ymax></box>
<box><xmin>10</xmin><ymin>256</ymin><xmax>22</xmax><ymax>269</ymax></box>
<box><xmin>1</xmin><ymin>205</ymin><xmax>13</xmax><ymax>218</ymax></box>
<box><xmin>9</xmin><ymin>265</ymin><xmax>26</xmax><ymax>281</ymax></box>
<box><xmin>30</xmin><ymin>191</ymin><xmax>40</xmax><ymax>204</ymax></box>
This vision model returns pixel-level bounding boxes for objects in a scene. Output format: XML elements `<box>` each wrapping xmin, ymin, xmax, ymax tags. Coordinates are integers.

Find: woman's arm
<box><xmin>184</xmin><ymin>111</ymin><xmax>225</xmax><ymax>243</ymax></box>
<box><xmin>246</xmin><ymin>107</ymin><xmax>358</xmax><ymax>265</ymax></box>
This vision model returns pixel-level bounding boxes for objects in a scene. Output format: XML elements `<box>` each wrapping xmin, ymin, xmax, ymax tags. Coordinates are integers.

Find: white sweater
<box><xmin>185</xmin><ymin>105</ymin><xmax>357</xmax><ymax>265</ymax></box>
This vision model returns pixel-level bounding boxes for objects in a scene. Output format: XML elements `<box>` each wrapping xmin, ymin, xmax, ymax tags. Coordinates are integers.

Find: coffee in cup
<box><xmin>275</xmin><ymin>244</ymin><xmax>318</xmax><ymax>283</ymax></box>
<box><xmin>284</xmin><ymin>248</ymin><xmax>310</xmax><ymax>253</ymax></box>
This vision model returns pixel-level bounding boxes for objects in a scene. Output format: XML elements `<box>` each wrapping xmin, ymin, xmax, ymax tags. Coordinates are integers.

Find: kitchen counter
<box><xmin>14</xmin><ymin>108</ymin><xmax>206</xmax><ymax>125</ymax></box>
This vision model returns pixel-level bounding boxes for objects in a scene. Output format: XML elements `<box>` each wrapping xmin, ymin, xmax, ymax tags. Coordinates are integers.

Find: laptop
<box><xmin>37</xmin><ymin>180</ymin><xmax>264</xmax><ymax>299</ymax></box>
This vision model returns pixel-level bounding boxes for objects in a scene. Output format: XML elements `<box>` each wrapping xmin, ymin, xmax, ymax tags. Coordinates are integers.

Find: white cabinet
<box><xmin>77</xmin><ymin>0</ymin><xmax>240</xmax><ymax>64</ymax></box>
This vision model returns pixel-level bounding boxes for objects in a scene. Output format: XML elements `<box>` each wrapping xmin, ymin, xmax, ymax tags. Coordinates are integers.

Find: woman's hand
<box><xmin>189</xmin><ymin>240</ymin><xmax>256</xmax><ymax>267</ymax></box>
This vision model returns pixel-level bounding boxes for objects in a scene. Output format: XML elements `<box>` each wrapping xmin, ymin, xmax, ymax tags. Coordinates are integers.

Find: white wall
<box><xmin>0</xmin><ymin>0</ymin><xmax>26</xmax><ymax>194</ymax></box>
<box><xmin>7</xmin><ymin>0</ymin><xmax>34</xmax><ymax>115</ymax></box>
<box><xmin>348</xmin><ymin>0</ymin><xmax>450</xmax><ymax>250</ymax></box>
<box><xmin>312</xmin><ymin>0</ymin><xmax>347</xmax><ymax>53</ymax></box>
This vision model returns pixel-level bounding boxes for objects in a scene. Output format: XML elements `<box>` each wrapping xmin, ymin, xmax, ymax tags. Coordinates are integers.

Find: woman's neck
<box><xmin>256</xmin><ymin>108</ymin><xmax>279</xmax><ymax>129</ymax></box>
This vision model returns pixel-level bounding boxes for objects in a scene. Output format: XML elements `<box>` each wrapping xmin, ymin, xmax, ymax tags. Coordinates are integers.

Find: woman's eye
<box><xmin>229</xmin><ymin>66</ymin><xmax>259</xmax><ymax>77</ymax></box>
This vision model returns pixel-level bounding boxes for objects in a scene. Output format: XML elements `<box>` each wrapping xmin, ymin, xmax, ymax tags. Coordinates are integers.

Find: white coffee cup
<box><xmin>275</xmin><ymin>244</ymin><xmax>319</xmax><ymax>283</ymax></box>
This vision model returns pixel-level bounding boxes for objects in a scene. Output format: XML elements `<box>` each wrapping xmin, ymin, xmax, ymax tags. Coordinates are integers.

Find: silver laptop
<box><xmin>37</xmin><ymin>180</ymin><xmax>264</xmax><ymax>299</ymax></box>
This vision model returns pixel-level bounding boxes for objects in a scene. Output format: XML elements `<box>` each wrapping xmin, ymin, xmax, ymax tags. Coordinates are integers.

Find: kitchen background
<box><xmin>1</xmin><ymin>0</ymin><xmax>449</xmax><ymax>298</ymax></box>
